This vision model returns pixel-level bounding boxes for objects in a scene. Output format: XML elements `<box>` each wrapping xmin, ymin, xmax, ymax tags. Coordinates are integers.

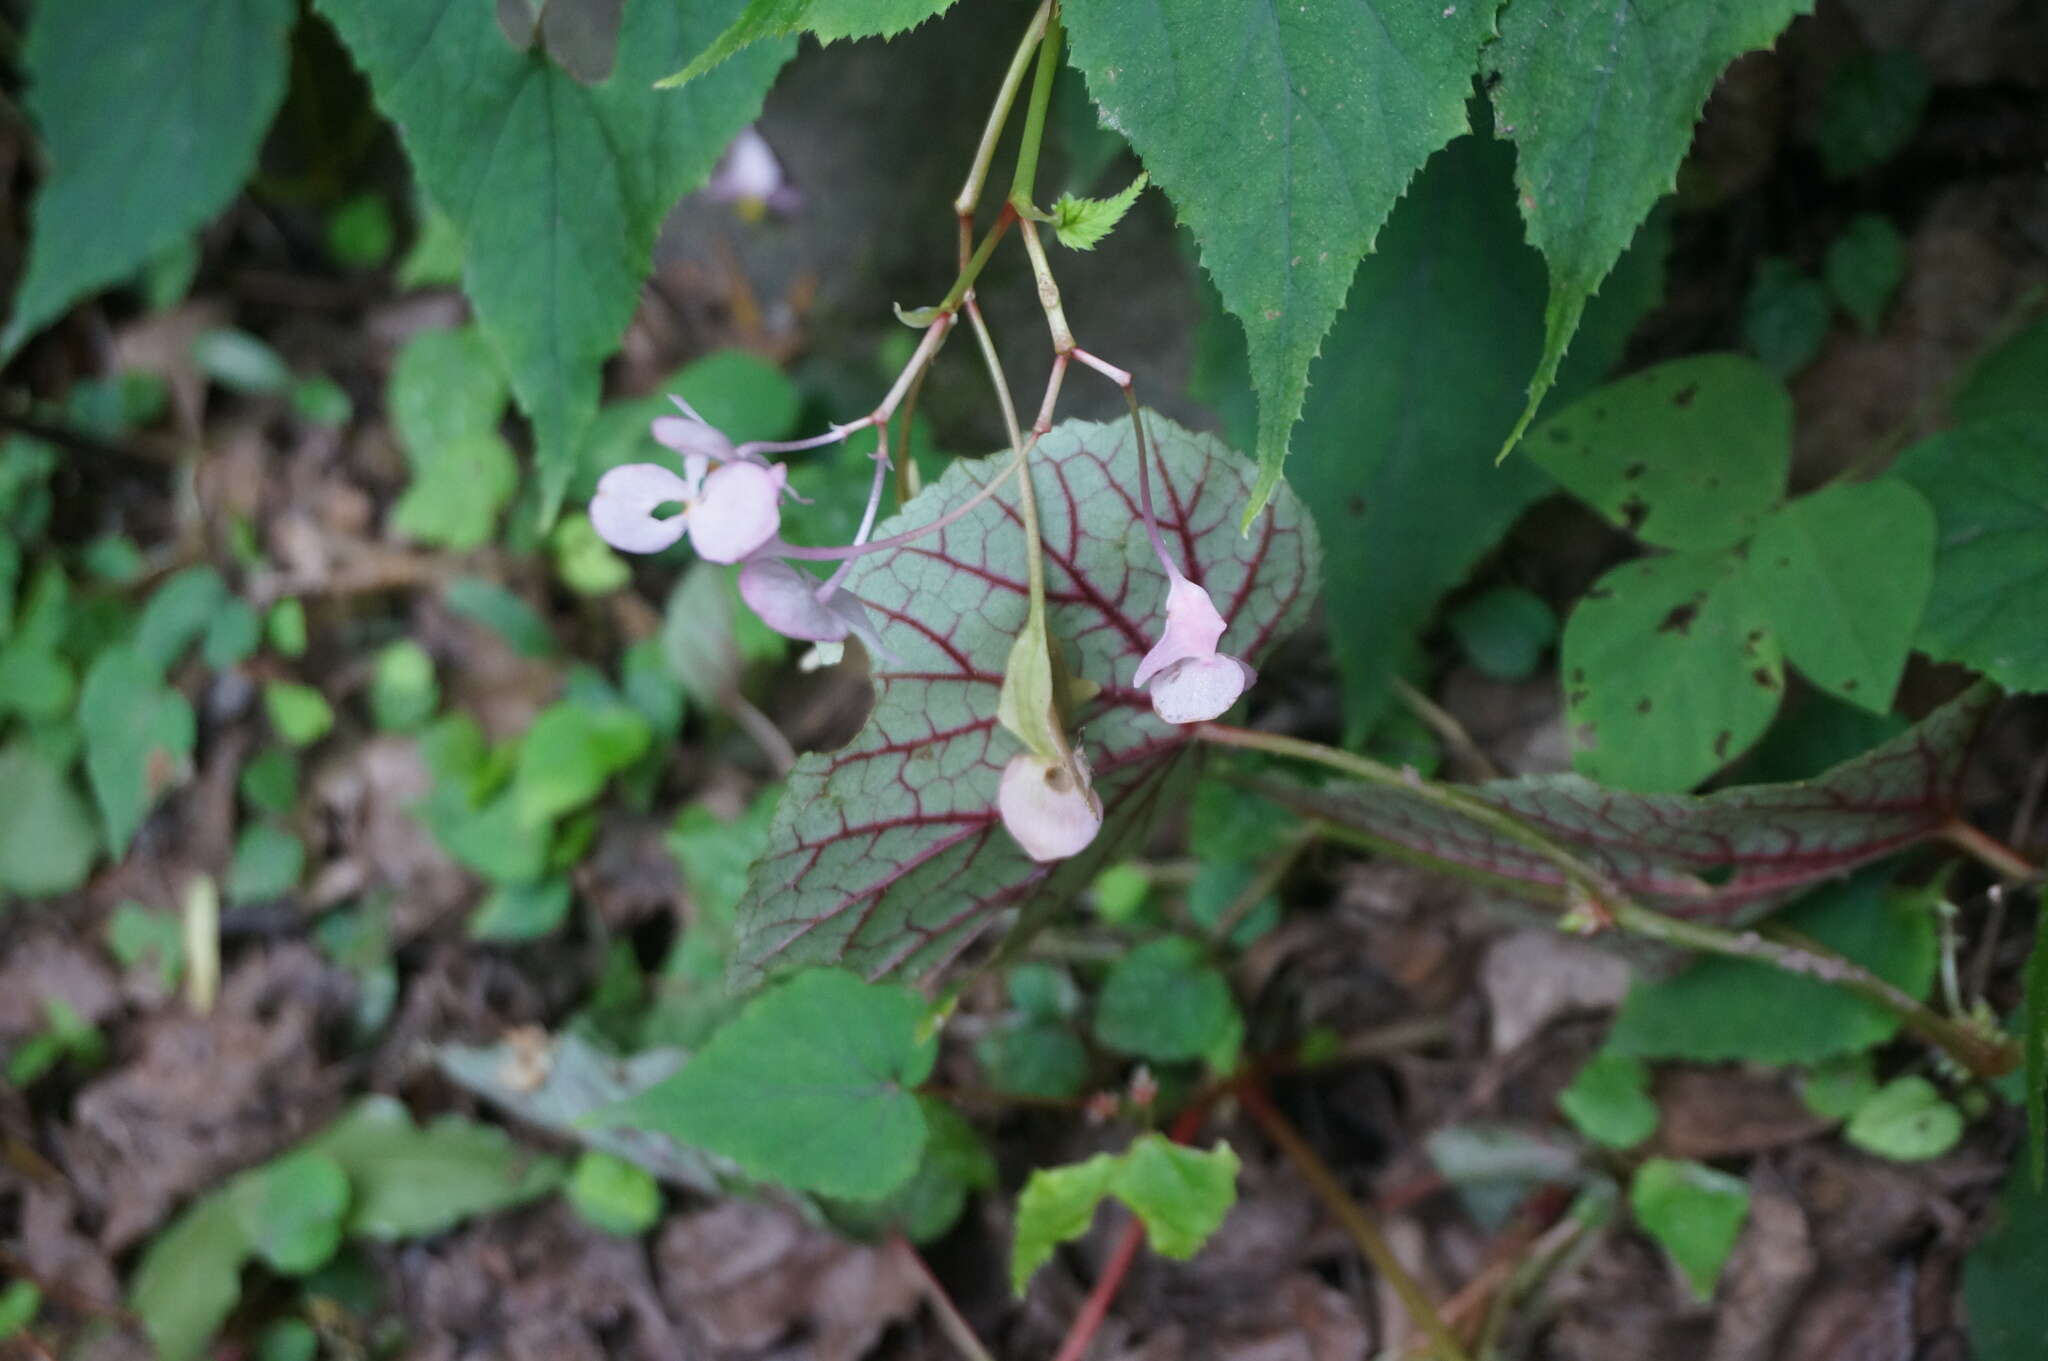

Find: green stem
<box><xmin>935</xmin><ymin>206</ymin><xmax>1017</xmax><ymax>315</ymax></box>
<box><xmin>963</xmin><ymin>291</ymin><xmax>1047</xmax><ymax>623</ymax></box>
<box><xmin>1239</xmin><ymin>1084</ymin><xmax>1474</xmax><ymax>1361</ymax></box>
<box><xmin>954</xmin><ymin>0</ymin><xmax>1054</xmax><ymax>220</ymax></box>
<box><xmin>1006</xmin><ymin>4</ymin><xmax>1063</xmax><ymax>215</ymax></box>
<box><xmin>1195</xmin><ymin>723</ymin><xmax>2021</xmax><ymax>1079</ymax></box>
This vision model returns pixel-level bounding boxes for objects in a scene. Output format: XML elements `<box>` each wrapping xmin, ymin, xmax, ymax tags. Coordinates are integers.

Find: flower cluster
<box><xmin>591</xmin><ymin>393</ymin><xmax>1255</xmax><ymax>865</ymax></box>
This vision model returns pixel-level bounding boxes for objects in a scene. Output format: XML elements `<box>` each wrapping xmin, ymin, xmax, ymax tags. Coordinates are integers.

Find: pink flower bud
<box><xmin>1132</xmin><ymin>573</ymin><xmax>1253</xmax><ymax>724</ymax></box>
<box><xmin>998</xmin><ymin>750</ymin><xmax>1103</xmax><ymax>862</ymax></box>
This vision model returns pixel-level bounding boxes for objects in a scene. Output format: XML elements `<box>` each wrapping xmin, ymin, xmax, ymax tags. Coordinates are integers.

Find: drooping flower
<box><xmin>590</xmin><ymin>401</ymin><xmax>788</xmax><ymax>564</ymax></box>
<box><xmin>1131</xmin><ymin>571</ymin><xmax>1255</xmax><ymax>724</ymax></box>
<box><xmin>997</xmin><ymin>749</ymin><xmax>1103</xmax><ymax>862</ymax></box>
<box><xmin>737</xmin><ymin>557</ymin><xmax>890</xmax><ymax>658</ymax></box>
<box><xmin>707</xmin><ymin>126</ymin><xmax>802</xmax><ymax>219</ymax></box>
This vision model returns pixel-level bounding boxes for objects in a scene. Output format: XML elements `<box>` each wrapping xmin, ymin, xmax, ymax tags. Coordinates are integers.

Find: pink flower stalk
<box><xmin>1131</xmin><ymin>416</ymin><xmax>1254</xmax><ymax>724</ymax></box>
<box><xmin>998</xmin><ymin>749</ymin><xmax>1103</xmax><ymax>862</ymax></box>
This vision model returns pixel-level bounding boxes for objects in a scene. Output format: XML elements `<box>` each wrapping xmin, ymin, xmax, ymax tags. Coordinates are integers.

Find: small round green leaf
<box><xmin>1093</xmin><ymin>937</ymin><xmax>1238</xmax><ymax>1064</ymax></box>
<box><xmin>1843</xmin><ymin>1075</ymin><xmax>1963</xmax><ymax>1162</ymax></box>
<box><xmin>566</xmin><ymin>1150</ymin><xmax>663</xmax><ymax>1237</ymax></box>
<box><xmin>1629</xmin><ymin>1157</ymin><xmax>1750</xmax><ymax>1302</ymax></box>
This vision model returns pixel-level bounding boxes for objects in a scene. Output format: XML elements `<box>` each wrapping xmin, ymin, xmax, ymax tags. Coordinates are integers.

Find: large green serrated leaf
<box><xmin>662</xmin><ymin>0</ymin><xmax>961</xmax><ymax>86</ymax></box>
<box><xmin>1</xmin><ymin>0</ymin><xmax>296</xmax><ymax>354</ymax></box>
<box><xmin>1278</xmin><ymin>129</ymin><xmax>1667</xmax><ymax>739</ymax></box>
<box><xmin>732</xmin><ymin>413</ymin><xmax>1317</xmax><ymax>985</ymax></box>
<box><xmin>1746</xmin><ymin>479</ymin><xmax>1935</xmax><ymax>713</ymax></box>
<box><xmin>599</xmin><ymin>969</ymin><xmax>936</xmax><ymax>1201</ymax></box>
<box><xmin>1562</xmin><ymin>547</ymin><xmax>1783</xmax><ymax>792</ymax></box>
<box><xmin>1895</xmin><ymin>418</ymin><xmax>2048</xmax><ymax>693</ymax></box>
<box><xmin>1062</xmin><ymin>0</ymin><xmax>1495</xmax><ymax>522</ymax></box>
<box><xmin>315</xmin><ymin>0</ymin><xmax>789</xmax><ymax>516</ymax></box>
<box><xmin>1488</xmin><ymin>0</ymin><xmax>1813</xmax><ymax>453</ymax></box>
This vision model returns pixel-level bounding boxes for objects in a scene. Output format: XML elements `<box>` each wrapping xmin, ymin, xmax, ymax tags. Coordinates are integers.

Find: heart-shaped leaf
<box><xmin>1251</xmin><ymin>682</ymin><xmax>1995</xmax><ymax>920</ymax></box>
<box><xmin>733</xmin><ymin>412</ymin><xmax>1318</xmax><ymax>985</ymax></box>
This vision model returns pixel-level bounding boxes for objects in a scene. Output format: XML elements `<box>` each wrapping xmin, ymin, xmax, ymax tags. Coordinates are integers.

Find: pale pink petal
<box><xmin>738</xmin><ymin>559</ymin><xmax>851</xmax><ymax>641</ymax></box>
<box><xmin>1132</xmin><ymin>574</ymin><xmax>1230</xmax><ymax>687</ymax></box>
<box><xmin>651</xmin><ymin>415</ymin><xmax>734</xmax><ymax>470</ymax></box>
<box><xmin>998</xmin><ymin>751</ymin><xmax>1104</xmax><ymax>862</ymax></box>
<box><xmin>590</xmin><ymin>462</ymin><xmax>694</xmax><ymax>554</ymax></box>
<box><xmin>708</xmin><ymin>126</ymin><xmax>788</xmax><ymax>204</ymax></box>
<box><xmin>686</xmin><ymin>462</ymin><xmax>783</xmax><ymax>563</ymax></box>
<box><xmin>1149</xmin><ymin>654</ymin><xmax>1255</xmax><ymax>725</ymax></box>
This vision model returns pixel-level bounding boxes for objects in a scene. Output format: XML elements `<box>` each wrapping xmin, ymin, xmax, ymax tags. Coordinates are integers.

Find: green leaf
<box><xmin>1</xmin><ymin>0</ymin><xmax>295</xmax><ymax>354</ymax></box>
<box><xmin>316</xmin><ymin>0</ymin><xmax>790</xmax><ymax>516</ymax></box>
<box><xmin>0</xmin><ymin>740</ymin><xmax>96</xmax><ymax>896</ymax></box>
<box><xmin>255</xmin><ymin>1321</ymin><xmax>319</xmax><ymax>1361</ymax></box>
<box><xmin>1093</xmin><ymin>937</ymin><xmax>1238</xmax><ymax>1064</ymax></box>
<box><xmin>1843</xmin><ymin>1075</ymin><xmax>1962</xmax><ymax>1161</ymax></box>
<box><xmin>267</xmin><ymin>598</ymin><xmax>308</xmax><ymax>657</ymax></box>
<box><xmin>566</xmin><ymin>1150</ymin><xmax>664</xmax><ymax>1237</ymax></box>
<box><xmin>388</xmin><ymin>326</ymin><xmax>508</xmax><ymax>453</ymax></box>
<box><xmin>1745</xmin><ymin>478</ymin><xmax>1935</xmax><ymax>712</ymax></box>
<box><xmin>1063</xmin><ymin>0</ymin><xmax>1494</xmax><ymax>521</ymax></box>
<box><xmin>239</xmin><ymin>748</ymin><xmax>300</xmax><ymax>817</ymax></box>
<box><xmin>370</xmin><ymin>640</ymin><xmax>439</xmax><ymax>731</ymax></box>
<box><xmin>1447</xmin><ymin>587</ymin><xmax>1558</xmax><ymax>682</ymax></box>
<box><xmin>1270</xmin><ymin>129</ymin><xmax>1666</xmax><ymax>738</ymax></box>
<box><xmin>1742</xmin><ymin>257</ymin><xmax>1831</xmax><ymax>376</ymax></box>
<box><xmin>552</xmin><ymin>512</ymin><xmax>632</xmax><ymax>595</ymax></box>
<box><xmin>1051</xmin><ymin>171</ymin><xmax>1148</xmax><ymax>252</ymax></box>
<box><xmin>659</xmin><ymin>0</ymin><xmax>957</xmax><ymax>86</ymax></box>
<box><xmin>1895</xmin><ymin>418</ymin><xmax>2048</xmax><ymax>691</ymax></box>
<box><xmin>468</xmin><ymin>876</ymin><xmax>574</xmax><ymax>941</ymax></box>
<box><xmin>1558</xmin><ymin>1053</ymin><xmax>1659</xmax><ymax>1150</ymax></box>
<box><xmin>1526</xmin><ymin>355</ymin><xmax>1790</xmax><ymax>553</ymax></box>
<box><xmin>0</xmin><ymin>633</ymin><xmax>75</xmax><ymax>722</ymax></box>
<box><xmin>444</xmin><ymin>577</ymin><xmax>556</xmax><ymax>658</ymax></box>
<box><xmin>128</xmin><ymin>1193</ymin><xmax>248</xmax><ymax>1361</ymax></box>
<box><xmin>1488</xmin><ymin>0</ymin><xmax>1812</xmax><ymax>453</ymax></box>
<box><xmin>1011</xmin><ymin>1134</ymin><xmax>1239</xmax><ymax>1294</ymax></box>
<box><xmin>1964</xmin><ymin>1165</ymin><xmax>2048</xmax><ymax>1360</ymax></box>
<box><xmin>303</xmin><ymin>1095</ymin><xmax>564</xmax><ymax>1239</ymax></box>
<box><xmin>733</xmin><ymin>413</ymin><xmax>1316</xmax><ymax>984</ymax></box>
<box><xmin>0</xmin><ymin>1280</ymin><xmax>40</xmax><ymax>1338</ymax></box>
<box><xmin>80</xmin><ymin>644</ymin><xmax>196</xmax><ymax>851</ymax></box>
<box><xmin>106</xmin><ymin>902</ymin><xmax>185</xmax><ymax>989</ymax></box>
<box><xmin>513</xmin><ymin>701</ymin><xmax>651</xmax><ymax>828</ymax></box>
<box><xmin>840</xmin><ymin>1098</ymin><xmax>997</xmax><ymax>1245</ymax></box>
<box><xmin>1607</xmin><ymin>872</ymin><xmax>1938</xmax><ymax>1065</ymax></box>
<box><xmin>193</xmin><ymin>328</ymin><xmax>292</xmax><ymax>395</ymax></box>
<box><xmin>229</xmin><ymin>1151</ymin><xmax>350</xmax><ymax>1276</ymax></box>
<box><xmin>391</xmin><ymin>430</ymin><xmax>520</xmax><ymax>550</ymax></box>
<box><xmin>226</xmin><ymin>821</ymin><xmax>305</xmax><ymax>904</ymax></box>
<box><xmin>1816</xmin><ymin>49</ymin><xmax>1929</xmax><ymax>178</ymax></box>
<box><xmin>202</xmin><ymin>598</ymin><xmax>262</xmax><ymax>669</ymax></box>
<box><xmin>1798</xmin><ymin>1054</ymin><xmax>1879</xmax><ymax>1122</ymax></box>
<box><xmin>1560</xmin><ymin>547</ymin><xmax>1782</xmax><ymax>792</ymax></box>
<box><xmin>1825</xmin><ymin>214</ymin><xmax>1906</xmax><ymax>333</ymax></box>
<box><xmin>1629</xmin><ymin>1157</ymin><xmax>1750</xmax><ymax>1302</ymax></box>
<box><xmin>1953</xmin><ymin>318</ymin><xmax>2048</xmax><ymax>426</ymax></box>
<box><xmin>137</xmin><ymin>566</ymin><xmax>229</xmax><ymax>670</ymax></box>
<box><xmin>263</xmin><ymin>681</ymin><xmax>335</xmax><ymax>748</ymax></box>
<box><xmin>977</xmin><ymin>1019</ymin><xmax>1090</xmax><ymax>1101</ymax></box>
<box><xmin>326</xmin><ymin>191</ymin><xmax>395</xmax><ymax>270</ymax></box>
<box><xmin>598</xmin><ymin>968</ymin><xmax>937</xmax><ymax>1200</ymax></box>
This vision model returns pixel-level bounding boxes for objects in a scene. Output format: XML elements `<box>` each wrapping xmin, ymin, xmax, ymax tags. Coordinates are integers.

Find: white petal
<box><xmin>651</xmin><ymin>415</ymin><xmax>734</xmax><ymax>470</ymax></box>
<box><xmin>738</xmin><ymin>559</ymin><xmax>850</xmax><ymax>641</ymax></box>
<box><xmin>589</xmin><ymin>462</ymin><xmax>693</xmax><ymax>554</ymax></box>
<box><xmin>1132</xmin><ymin>574</ymin><xmax>1230</xmax><ymax>687</ymax></box>
<box><xmin>998</xmin><ymin>751</ymin><xmax>1103</xmax><ymax>862</ymax></box>
<box><xmin>1148</xmin><ymin>654</ymin><xmax>1255</xmax><ymax>725</ymax></box>
<box><xmin>686</xmin><ymin>462</ymin><xmax>783</xmax><ymax>563</ymax></box>
<box><xmin>708</xmin><ymin>126</ymin><xmax>788</xmax><ymax>204</ymax></box>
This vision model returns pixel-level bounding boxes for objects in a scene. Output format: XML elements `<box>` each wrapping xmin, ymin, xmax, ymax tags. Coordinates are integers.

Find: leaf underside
<box><xmin>1254</xmin><ymin>683</ymin><xmax>1995</xmax><ymax>919</ymax></box>
<box><xmin>732</xmin><ymin>413</ymin><xmax>1318</xmax><ymax>987</ymax></box>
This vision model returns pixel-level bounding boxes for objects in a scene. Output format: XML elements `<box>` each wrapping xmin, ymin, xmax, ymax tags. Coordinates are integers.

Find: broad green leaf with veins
<box><xmin>1061</xmin><ymin>0</ymin><xmax>1496</xmax><ymax>523</ymax></box>
<box><xmin>1</xmin><ymin>0</ymin><xmax>296</xmax><ymax>354</ymax></box>
<box><xmin>1488</xmin><ymin>0</ymin><xmax>1813</xmax><ymax>455</ymax></box>
<box><xmin>315</xmin><ymin>0</ymin><xmax>788</xmax><ymax>517</ymax></box>
<box><xmin>731</xmin><ymin>414</ymin><xmax>1317</xmax><ymax>986</ymax></box>
<box><xmin>662</xmin><ymin>0</ymin><xmax>962</xmax><ymax>86</ymax></box>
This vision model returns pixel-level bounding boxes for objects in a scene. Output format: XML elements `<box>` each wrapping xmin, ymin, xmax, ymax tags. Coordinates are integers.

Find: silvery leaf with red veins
<box><xmin>1252</xmin><ymin>683</ymin><xmax>1997</xmax><ymax>919</ymax></box>
<box><xmin>733</xmin><ymin>412</ymin><xmax>1317</xmax><ymax>986</ymax></box>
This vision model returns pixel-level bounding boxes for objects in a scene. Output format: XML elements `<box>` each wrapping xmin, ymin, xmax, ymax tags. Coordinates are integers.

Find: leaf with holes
<box><xmin>1248</xmin><ymin>682</ymin><xmax>1995</xmax><ymax>921</ymax></box>
<box><xmin>1062</xmin><ymin>0</ymin><xmax>1495</xmax><ymax>523</ymax></box>
<box><xmin>732</xmin><ymin>413</ymin><xmax>1317</xmax><ymax>986</ymax></box>
<box><xmin>1488</xmin><ymin>0</ymin><xmax>1813</xmax><ymax>454</ymax></box>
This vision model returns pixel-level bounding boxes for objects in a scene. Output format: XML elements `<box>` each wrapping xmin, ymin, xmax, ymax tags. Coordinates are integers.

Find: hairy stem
<box><xmin>1194</xmin><ymin>723</ymin><xmax>2022</xmax><ymax>1079</ymax></box>
<box><xmin>1238</xmin><ymin>1084</ymin><xmax>1474</xmax><ymax>1361</ymax></box>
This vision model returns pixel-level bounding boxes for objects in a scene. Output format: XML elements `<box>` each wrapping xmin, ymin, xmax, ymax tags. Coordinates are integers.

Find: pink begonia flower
<box><xmin>589</xmin><ymin>407</ymin><xmax>788</xmax><ymax>564</ymax></box>
<box><xmin>707</xmin><ymin>127</ymin><xmax>803</xmax><ymax>218</ymax></box>
<box><xmin>998</xmin><ymin>749</ymin><xmax>1103</xmax><ymax>862</ymax></box>
<box><xmin>1131</xmin><ymin>572</ymin><xmax>1256</xmax><ymax>725</ymax></box>
<box><xmin>737</xmin><ymin>558</ymin><xmax>889</xmax><ymax>657</ymax></box>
